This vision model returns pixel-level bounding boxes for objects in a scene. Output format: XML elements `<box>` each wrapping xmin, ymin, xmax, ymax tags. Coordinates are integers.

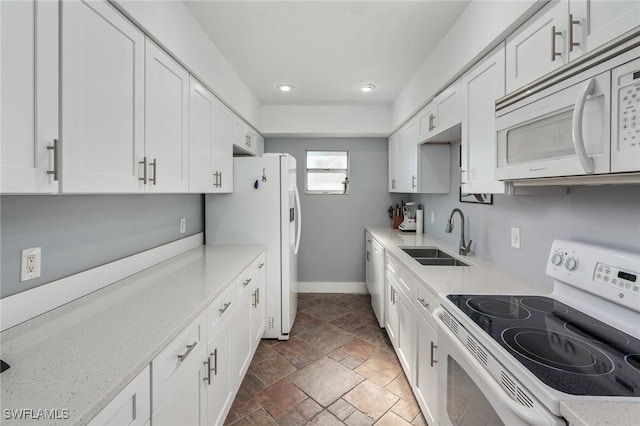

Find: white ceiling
<box><xmin>183</xmin><ymin>1</ymin><xmax>470</xmax><ymax>106</ymax></box>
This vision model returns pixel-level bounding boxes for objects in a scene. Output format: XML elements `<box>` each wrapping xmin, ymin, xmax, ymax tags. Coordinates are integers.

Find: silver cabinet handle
<box><xmin>411</xmin><ymin>175</ymin><xmax>417</xmax><ymax>189</ymax></box>
<box><xmin>177</xmin><ymin>341</ymin><xmax>198</xmax><ymax>362</ymax></box>
<box><xmin>252</xmin><ymin>289</ymin><xmax>257</xmax><ymax>308</ymax></box>
<box><xmin>219</xmin><ymin>171</ymin><xmax>222</xmax><ymax>188</ymax></box>
<box><xmin>258</xmin><ymin>263</ymin><xmax>265</xmax><ymax>269</ymax></box>
<box><xmin>417</xmin><ymin>298</ymin><xmax>429</xmax><ymax>309</ymax></box>
<box><xmin>219</xmin><ymin>302</ymin><xmax>231</xmax><ymax>316</ymax></box>
<box><xmin>569</xmin><ymin>14</ymin><xmax>580</xmax><ymax>52</ymax></box>
<box><xmin>211</xmin><ymin>349</ymin><xmax>217</xmax><ymax>376</ymax></box>
<box><xmin>203</xmin><ymin>357</ymin><xmax>211</xmax><ymax>385</ymax></box>
<box><xmin>46</xmin><ymin>139</ymin><xmax>60</xmax><ymax>181</ymax></box>
<box><xmin>257</xmin><ymin>287</ymin><xmax>260</xmax><ymax>305</ymax></box>
<box><xmin>213</xmin><ymin>171</ymin><xmax>219</xmax><ymax>188</ymax></box>
<box><xmin>551</xmin><ymin>25</ymin><xmax>562</xmax><ymax>61</ymax></box>
<box><xmin>430</xmin><ymin>341</ymin><xmax>438</xmax><ymax>367</ymax></box>
<box><xmin>391</xmin><ymin>179</ymin><xmax>397</xmax><ymax>189</ymax></box>
<box><xmin>138</xmin><ymin>157</ymin><xmax>147</xmax><ymax>184</ymax></box>
<box><xmin>243</xmin><ymin>278</ymin><xmax>252</xmax><ymax>287</ymax></box>
<box><xmin>245</xmin><ymin>134</ymin><xmax>251</xmax><ymax>146</ymax></box>
<box><xmin>429</xmin><ymin>114</ymin><xmax>435</xmax><ymax>131</ymax></box>
<box><xmin>149</xmin><ymin>158</ymin><xmax>157</xmax><ymax>185</ymax></box>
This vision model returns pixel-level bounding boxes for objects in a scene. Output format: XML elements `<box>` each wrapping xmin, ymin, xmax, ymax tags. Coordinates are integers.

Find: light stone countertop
<box><xmin>0</xmin><ymin>244</ymin><xmax>264</xmax><ymax>426</ymax></box>
<box><xmin>366</xmin><ymin>227</ymin><xmax>640</xmax><ymax>426</ymax></box>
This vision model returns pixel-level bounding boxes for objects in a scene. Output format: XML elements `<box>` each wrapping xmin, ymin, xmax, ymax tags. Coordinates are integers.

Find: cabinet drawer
<box><xmin>236</xmin><ymin>253</ymin><xmax>266</xmax><ymax>296</ymax></box>
<box><xmin>395</xmin><ymin>264</ymin><xmax>413</xmax><ymax>297</ymax></box>
<box><xmin>152</xmin><ymin>312</ymin><xmax>205</xmax><ymax>408</ymax></box>
<box><xmin>207</xmin><ymin>284</ymin><xmax>235</xmax><ymax>334</ymax></box>
<box><xmin>385</xmin><ymin>254</ymin><xmax>398</xmax><ymax>275</ymax></box>
<box><xmin>415</xmin><ymin>282</ymin><xmax>439</xmax><ymax>326</ymax></box>
<box><xmin>89</xmin><ymin>365</ymin><xmax>150</xmax><ymax>426</ymax></box>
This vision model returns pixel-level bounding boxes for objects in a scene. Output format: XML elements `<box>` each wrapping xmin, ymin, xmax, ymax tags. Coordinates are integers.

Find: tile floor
<box><xmin>224</xmin><ymin>293</ymin><xmax>427</xmax><ymax>425</ymax></box>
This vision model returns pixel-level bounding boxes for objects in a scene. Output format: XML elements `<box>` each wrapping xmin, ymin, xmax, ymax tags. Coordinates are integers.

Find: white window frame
<box><xmin>305</xmin><ymin>150</ymin><xmax>350</xmax><ymax>195</ymax></box>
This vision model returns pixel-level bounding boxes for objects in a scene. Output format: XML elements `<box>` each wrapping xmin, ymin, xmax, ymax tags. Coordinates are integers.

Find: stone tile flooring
<box><xmin>224</xmin><ymin>293</ymin><xmax>426</xmax><ymax>425</ymax></box>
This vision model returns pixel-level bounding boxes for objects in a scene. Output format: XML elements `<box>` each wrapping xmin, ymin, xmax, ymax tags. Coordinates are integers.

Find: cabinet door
<box><xmin>89</xmin><ymin>365</ymin><xmax>150</xmax><ymax>426</ymax></box>
<box><xmin>61</xmin><ymin>0</ymin><xmax>145</xmax><ymax>193</ymax></box>
<box><xmin>205</xmin><ymin>322</ymin><xmax>234</xmax><ymax>426</ymax></box>
<box><xmin>461</xmin><ymin>44</ymin><xmax>507</xmax><ymax>194</ymax></box>
<box><xmin>569</xmin><ymin>0</ymin><xmax>640</xmax><ymax>60</ymax></box>
<box><xmin>152</xmin><ymin>358</ymin><xmax>205</xmax><ymax>426</ymax></box>
<box><xmin>1</xmin><ymin>0</ymin><xmax>58</xmax><ymax>193</ymax></box>
<box><xmin>251</xmin><ymin>264</ymin><xmax>266</xmax><ymax>346</ymax></box>
<box><xmin>388</xmin><ymin>132</ymin><xmax>400</xmax><ymax>191</ymax></box>
<box><xmin>145</xmin><ymin>40</ymin><xmax>189</xmax><ymax>193</ymax></box>
<box><xmin>413</xmin><ymin>313</ymin><xmax>438</xmax><ymax>426</ymax></box>
<box><xmin>400</xmin><ymin>119</ymin><xmax>419</xmax><ymax>193</ymax></box>
<box><xmin>395</xmin><ymin>289</ymin><xmax>414</xmax><ymax>383</ymax></box>
<box><xmin>432</xmin><ymin>85</ymin><xmax>461</xmax><ymax>138</ymax></box>
<box><xmin>505</xmin><ymin>0</ymin><xmax>569</xmax><ymax>93</ymax></box>
<box><xmin>418</xmin><ymin>104</ymin><xmax>435</xmax><ymax>142</ymax></box>
<box><xmin>232</xmin><ymin>286</ymin><xmax>253</xmax><ymax>387</ymax></box>
<box><xmin>213</xmin><ymin>101</ymin><xmax>234</xmax><ymax>192</ymax></box>
<box><xmin>188</xmin><ymin>78</ymin><xmax>216</xmax><ymax>193</ymax></box>
<box><xmin>232</xmin><ymin>117</ymin><xmax>253</xmax><ymax>155</ymax></box>
<box><xmin>384</xmin><ymin>276</ymin><xmax>399</xmax><ymax>345</ymax></box>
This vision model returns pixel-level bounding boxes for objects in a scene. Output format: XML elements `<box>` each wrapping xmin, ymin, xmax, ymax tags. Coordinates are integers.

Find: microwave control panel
<box><xmin>618</xmin><ymin>68</ymin><xmax>640</xmax><ymax>151</ymax></box>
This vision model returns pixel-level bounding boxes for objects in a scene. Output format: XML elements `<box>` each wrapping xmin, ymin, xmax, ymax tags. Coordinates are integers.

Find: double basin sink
<box><xmin>400</xmin><ymin>247</ymin><xmax>468</xmax><ymax>267</ymax></box>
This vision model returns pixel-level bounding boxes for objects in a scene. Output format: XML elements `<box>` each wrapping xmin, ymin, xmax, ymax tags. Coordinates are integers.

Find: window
<box><xmin>305</xmin><ymin>150</ymin><xmax>349</xmax><ymax>194</ymax></box>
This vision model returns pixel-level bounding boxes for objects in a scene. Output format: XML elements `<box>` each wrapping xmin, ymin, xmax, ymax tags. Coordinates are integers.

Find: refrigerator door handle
<box><xmin>293</xmin><ymin>184</ymin><xmax>302</xmax><ymax>255</ymax></box>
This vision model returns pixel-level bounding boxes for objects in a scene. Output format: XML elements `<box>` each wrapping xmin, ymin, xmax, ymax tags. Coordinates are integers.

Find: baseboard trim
<box><xmin>298</xmin><ymin>282</ymin><xmax>368</xmax><ymax>294</ymax></box>
<box><xmin>1</xmin><ymin>233</ymin><xmax>204</xmax><ymax>331</ymax></box>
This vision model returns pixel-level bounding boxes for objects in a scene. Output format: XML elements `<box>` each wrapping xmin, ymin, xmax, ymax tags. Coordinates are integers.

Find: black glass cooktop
<box><xmin>447</xmin><ymin>295</ymin><xmax>640</xmax><ymax>396</ymax></box>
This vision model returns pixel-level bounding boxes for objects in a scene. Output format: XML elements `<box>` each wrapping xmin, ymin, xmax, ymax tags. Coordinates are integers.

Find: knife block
<box><xmin>391</xmin><ymin>216</ymin><xmax>403</xmax><ymax>229</ymax></box>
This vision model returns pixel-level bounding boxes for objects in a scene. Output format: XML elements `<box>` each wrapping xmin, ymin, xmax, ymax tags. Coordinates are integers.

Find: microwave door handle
<box><xmin>433</xmin><ymin>309</ymin><xmax>559</xmax><ymax>426</ymax></box>
<box><xmin>571</xmin><ymin>78</ymin><xmax>596</xmax><ymax>174</ymax></box>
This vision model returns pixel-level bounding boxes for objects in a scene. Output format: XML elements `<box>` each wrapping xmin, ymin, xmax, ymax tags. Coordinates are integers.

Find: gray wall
<box><xmin>411</xmin><ymin>143</ymin><xmax>640</xmax><ymax>286</ymax></box>
<box><xmin>1</xmin><ymin>194</ymin><xmax>204</xmax><ymax>298</ymax></box>
<box><xmin>266</xmin><ymin>138</ymin><xmax>401</xmax><ymax>283</ymax></box>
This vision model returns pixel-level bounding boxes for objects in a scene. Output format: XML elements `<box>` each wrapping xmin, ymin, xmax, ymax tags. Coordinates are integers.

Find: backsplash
<box><xmin>411</xmin><ymin>143</ymin><xmax>640</xmax><ymax>286</ymax></box>
<box><xmin>0</xmin><ymin>194</ymin><xmax>204</xmax><ymax>298</ymax></box>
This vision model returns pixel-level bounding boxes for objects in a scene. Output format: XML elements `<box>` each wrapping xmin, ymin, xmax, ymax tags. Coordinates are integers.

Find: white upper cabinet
<box><xmin>427</xmin><ymin>85</ymin><xmax>462</xmax><ymax>142</ymax></box>
<box><xmin>506</xmin><ymin>0</ymin><xmax>569</xmax><ymax>94</ymax></box>
<box><xmin>232</xmin><ymin>116</ymin><xmax>262</xmax><ymax>157</ymax></box>
<box><xmin>388</xmin><ymin>132</ymin><xmax>400</xmax><ymax>191</ymax></box>
<box><xmin>60</xmin><ymin>0</ymin><xmax>145</xmax><ymax>193</ymax></box>
<box><xmin>145</xmin><ymin>40</ymin><xmax>190</xmax><ymax>193</ymax></box>
<box><xmin>1</xmin><ymin>0</ymin><xmax>59</xmax><ymax>194</ymax></box>
<box><xmin>460</xmin><ymin>44</ymin><xmax>507</xmax><ymax>194</ymax></box>
<box><xmin>400</xmin><ymin>119</ymin><xmax>419</xmax><ymax>193</ymax></box>
<box><xmin>188</xmin><ymin>77</ymin><xmax>233</xmax><ymax>193</ymax></box>
<box><xmin>568</xmin><ymin>0</ymin><xmax>640</xmax><ymax>60</ymax></box>
<box><xmin>418</xmin><ymin>103</ymin><xmax>435</xmax><ymax>142</ymax></box>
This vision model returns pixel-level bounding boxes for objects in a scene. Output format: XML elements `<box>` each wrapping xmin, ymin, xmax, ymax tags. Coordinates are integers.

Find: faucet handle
<box><xmin>465</xmin><ymin>240</ymin><xmax>473</xmax><ymax>254</ymax></box>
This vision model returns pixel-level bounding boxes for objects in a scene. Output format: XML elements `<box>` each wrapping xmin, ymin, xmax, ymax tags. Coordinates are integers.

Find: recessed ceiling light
<box><xmin>277</xmin><ymin>84</ymin><xmax>295</xmax><ymax>92</ymax></box>
<box><xmin>358</xmin><ymin>84</ymin><xmax>376</xmax><ymax>93</ymax></box>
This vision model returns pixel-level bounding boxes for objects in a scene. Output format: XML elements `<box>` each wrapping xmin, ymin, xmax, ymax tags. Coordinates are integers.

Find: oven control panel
<box><xmin>547</xmin><ymin>240</ymin><xmax>640</xmax><ymax>312</ymax></box>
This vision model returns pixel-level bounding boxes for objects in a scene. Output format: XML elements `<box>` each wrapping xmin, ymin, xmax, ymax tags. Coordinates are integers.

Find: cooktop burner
<box><xmin>447</xmin><ymin>295</ymin><xmax>640</xmax><ymax>397</ymax></box>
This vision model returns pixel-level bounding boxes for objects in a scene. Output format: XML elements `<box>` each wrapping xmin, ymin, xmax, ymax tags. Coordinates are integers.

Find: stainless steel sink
<box><xmin>416</xmin><ymin>258</ymin><xmax>468</xmax><ymax>267</ymax></box>
<box><xmin>400</xmin><ymin>246</ymin><xmax>468</xmax><ymax>267</ymax></box>
<box><xmin>401</xmin><ymin>247</ymin><xmax>453</xmax><ymax>259</ymax></box>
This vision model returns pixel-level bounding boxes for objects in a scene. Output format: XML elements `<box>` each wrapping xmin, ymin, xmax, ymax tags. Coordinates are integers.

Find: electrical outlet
<box><xmin>20</xmin><ymin>247</ymin><xmax>41</xmax><ymax>281</ymax></box>
<box><xmin>268</xmin><ymin>317</ymin><xmax>274</xmax><ymax>329</ymax></box>
<box><xmin>179</xmin><ymin>217</ymin><xmax>186</xmax><ymax>234</ymax></box>
<box><xmin>511</xmin><ymin>228</ymin><xmax>521</xmax><ymax>249</ymax></box>
<box><xmin>430</xmin><ymin>211</ymin><xmax>435</xmax><ymax>224</ymax></box>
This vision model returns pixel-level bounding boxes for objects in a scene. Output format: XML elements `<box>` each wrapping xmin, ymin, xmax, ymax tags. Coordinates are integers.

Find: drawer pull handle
<box><xmin>219</xmin><ymin>302</ymin><xmax>232</xmax><ymax>316</ymax></box>
<box><xmin>417</xmin><ymin>298</ymin><xmax>430</xmax><ymax>309</ymax></box>
<box><xmin>46</xmin><ymin>139</ymin><xmax>60</xmax><ymax>181</ymax></box>
<box><xmin>258</xmin><ymin>263</ymin><xmax>265</xmax><ymax>269</ymax></box>
<box><xmin>430</xmin><ymin>341</ymin><xmax>438</xmax><ymax>367</ymax></box>
<box><xmin>177</xmin><ymin>341</ymin><xmax>198</xmax><ymax>362</ymax></box>
<box><xmin>243</xmin><ymin>278</ymin><xmax>252</xmax><ymax>287</ymax></box>
<box><xmin>203</xmin><ymin>357</ymin><xmax>211</xmax><ymax>385</ymax></box>
<box><xmin>211</xmin><ymin>349</ymin><xmax>218</xmax><ymax>376</ymax></box>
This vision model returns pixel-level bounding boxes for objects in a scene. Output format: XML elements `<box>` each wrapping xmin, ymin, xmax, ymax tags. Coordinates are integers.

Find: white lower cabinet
<box><xmin>88</xmin><ymin>366</ymin><xmax>150</xmax><ymax>426</ymax></box>
<box><xmin>395</xmin><ymin>288</ymin><xmax>414</xmax><ymax>381</ymax></box>
<box><xmin>205</xmin><ymin>319</ymin><xmax>233</xmax><ymax>426</ymax></box>
<box><xmin>413</xmin><ymin>312</ymin><xmax>438</xmax><ymax>426</ymax></box>
<box><xmin>384</xmin><ymin>273</ymin><xmax>399</xmax><ymax>344</ymax></box>
<box><xmin>251</xmin><ymin>261</ymin><xmax>267</xmax><ymax>346</ymax></box>
<box><xmin>232</xmin><ymin>281</ymin><xmax>254</xmax><ymax>386</ymax></box>
<box><xmin>152</xmin><ymin>358</ymin><xmax>205</xmax><ymax>426</ymax></box>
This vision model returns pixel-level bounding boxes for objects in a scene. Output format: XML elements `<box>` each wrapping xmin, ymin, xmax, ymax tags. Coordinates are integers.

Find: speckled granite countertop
<box><xmin>0</xmin><ymin>245</ymin><xmax>264</xmax><ymax>425</ymax></box>
<box><xmin>366</xmin><ymin>227</ymin><xmax>640</xmax><ymax>426</ymax></box>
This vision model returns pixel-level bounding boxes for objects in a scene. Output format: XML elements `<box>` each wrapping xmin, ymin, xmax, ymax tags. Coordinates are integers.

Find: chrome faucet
<box><xmin>445</xmin><ymin>208</ymin><xmax>472</xmax><ymax>256</ymax></box>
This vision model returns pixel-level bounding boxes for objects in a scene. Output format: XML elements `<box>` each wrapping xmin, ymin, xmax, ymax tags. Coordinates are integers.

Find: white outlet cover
<box><xmin>511</xmin><ymin>228</ymin><xmax>521</xmax><ymax>249</ymax></box>
<box><xmin>20</xmin><ymin>247</ymin><xmax>41</xmax><ymax>282</ymax></box>
<box><xmin>430</xmin><ymin>212</ymin><xmax>435</xmax><ymax>224</ymax></box>
<box><xmin>180</xmin><ymin>218</ymin><xmax>186</xmax><ymax>234</ymax></box>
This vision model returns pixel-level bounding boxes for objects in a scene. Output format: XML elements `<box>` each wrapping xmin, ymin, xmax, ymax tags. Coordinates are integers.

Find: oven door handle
<box><xmin>434</xmin><ymin>308</ymin><xmax>560</xmax><ymax>426</ymax></box>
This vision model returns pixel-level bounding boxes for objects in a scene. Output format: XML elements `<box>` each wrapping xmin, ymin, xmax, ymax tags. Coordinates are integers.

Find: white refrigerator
<box><xmin>205</xmin><ymin>154</ymin><xmax>301</xmax><ymax>340</ymax></box>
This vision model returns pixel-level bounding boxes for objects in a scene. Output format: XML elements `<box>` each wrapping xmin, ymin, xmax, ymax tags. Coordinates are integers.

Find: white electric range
<box><xmin>435</xmin><ymin>240</ymin><xmax>640</xmax><ymax>425</ymax></box>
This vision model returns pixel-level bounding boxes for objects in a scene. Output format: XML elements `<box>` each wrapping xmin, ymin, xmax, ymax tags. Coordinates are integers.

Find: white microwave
<box><xmin>496</xmin><ymin>47</ymin><xmax>640</xmax><ymax>181</ymax></box>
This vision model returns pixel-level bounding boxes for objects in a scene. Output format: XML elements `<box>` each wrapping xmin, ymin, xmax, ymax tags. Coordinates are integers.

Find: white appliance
<box><xmin>436</xmin><ymin>240</ymin><xmax>640</xmax><ymax>425</ymax></box>
<box><xmin>206</xmin><ymin>154</ymin><xmax>301</xmax><ymax>340</ymax></box>
<box><xmin>365</xmin><ymin>235</ymin><xmax>385</xmax><ymax>327</ymax></box>
<box><xmin>496</xmin><ymin>43</ymin><xmax>640</xmax><ymax>181</ymax></box>
<box><xmin>399</xmin><ymin>202</ymin><xmax>417</xmax><ymax>232</ymax></box>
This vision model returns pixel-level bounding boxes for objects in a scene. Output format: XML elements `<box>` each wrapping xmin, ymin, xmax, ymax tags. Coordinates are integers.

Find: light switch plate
<box><xmin>511</xmin><ymin>228</ymin><xmax>521</xmax><ymax>249</ymax></box>
<box><xmin>180</xmin><ymin>218</ymin><xmax>186</xmax><ymax>234</ymax></box>
<box><xmin>21</xmin><ymin>247</ymin><xmax>41</xmax><ymax>281</ymax></box>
